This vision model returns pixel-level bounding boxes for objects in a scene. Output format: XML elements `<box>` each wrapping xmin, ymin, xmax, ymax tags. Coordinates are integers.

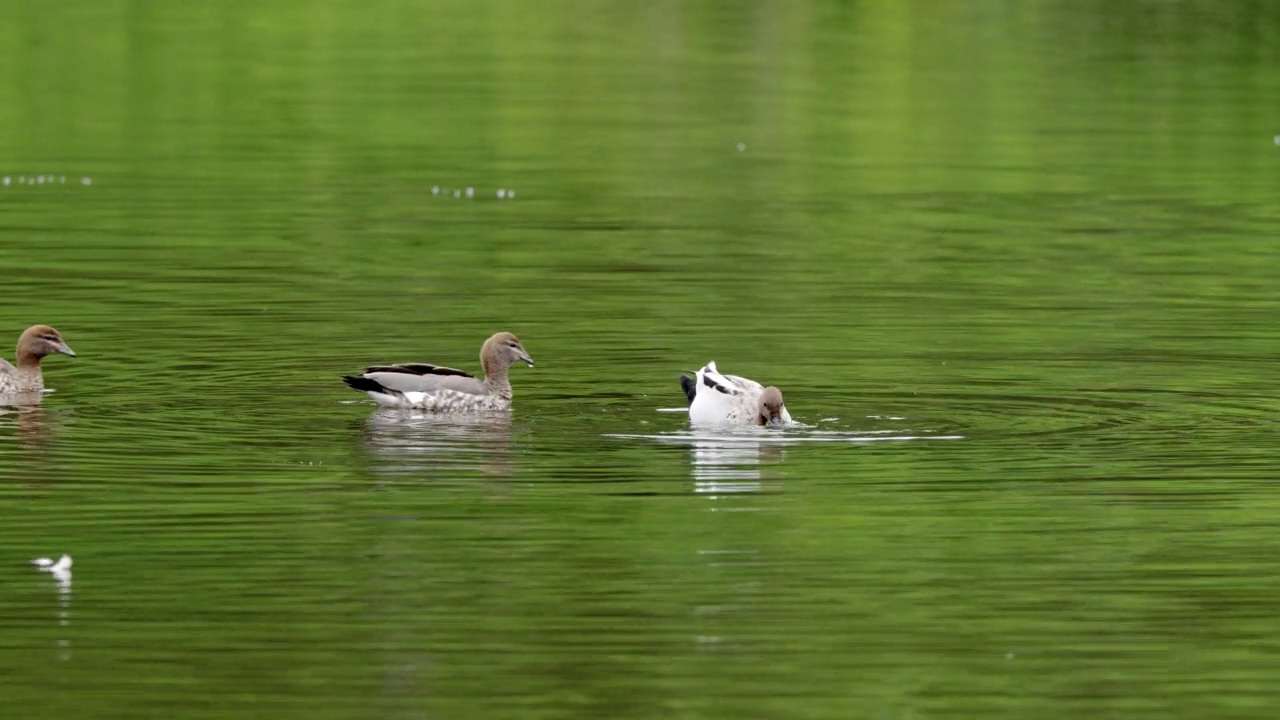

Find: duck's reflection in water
<box><xmin>32</xmin><ymin>555</ymin><xmax>72</xmax><ymax>661</ymax></box>
<box><xmin>358</xmin><ymin>409</ymin><xmax>514</xmax><ymax>478</ymax></box>
<box><xmin>11</xmin><ymin>401</ymin><xmax>49</xmax><ymax>445</ymax></box>
<box><xmin>0</xmin><ymin>397</ymin><xmax>65</xmax><ymax>482</ymax></box>
<box><xmin>690</xmin><ymin>430</ymin><xmax>785</xmax><ymax>498</ymax></box>
<box><xmin>688</xmin><ymin>430</ymin><xmax>784</xmax><ymax>653</ymax></box>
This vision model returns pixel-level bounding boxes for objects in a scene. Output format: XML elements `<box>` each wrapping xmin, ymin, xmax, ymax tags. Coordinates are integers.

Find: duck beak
<box><xmin>55</xmin><ymin>341</ymin><xmax>76</xmax><ymax>357</ymax></box>
<box><xmin>519</xmin><ymin>352</ymin><xmax>534</xmax><ymax>367</ymax></box>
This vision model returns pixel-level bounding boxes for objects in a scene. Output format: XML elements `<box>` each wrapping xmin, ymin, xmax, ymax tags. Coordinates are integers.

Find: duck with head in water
<box><xmin>679</xmin><ymin>361</ymin><xmax>791</xmax><ymax>427</ymax></box>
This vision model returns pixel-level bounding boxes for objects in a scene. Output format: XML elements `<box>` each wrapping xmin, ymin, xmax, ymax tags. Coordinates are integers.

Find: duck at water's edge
<box><xmin>0</xmin><ymin>325</ymin><xmax>77</xmax><ymax>394</ymax></box>
<box><xmin>679</xmin><ymin>361</ymin><xmax>791</xmax><ymax>427</ymax></box>
<box><xmin>342</xmin><ymin>332</ymin><xmax>534</xmax><ymax>411</ymax></box>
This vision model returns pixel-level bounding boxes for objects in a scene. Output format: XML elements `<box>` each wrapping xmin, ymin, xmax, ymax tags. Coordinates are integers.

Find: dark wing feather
<box><xmin>362</xmin><ymin>363</ymin><xmax>475</xmax><ymax>378</ymax></box>
<box><xmin>343</xmin><ymin>374</ymin><xmax>400</xmax><ymax>396</ymax></box>
<box><xmin>701</xmin><ymin>372</ymin><xmax>735</xmax><ymax>395</ymax></box>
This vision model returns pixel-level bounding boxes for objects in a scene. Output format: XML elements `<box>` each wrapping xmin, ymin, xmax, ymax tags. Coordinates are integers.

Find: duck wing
<box><xmin>363</xmin><ymin>371</ymin><xmax>487</xmax><ymax>396</ymax></box>
<box><xmin>345</xmin><ymin>363</ymin><xmax>488</xmax><ymax>398</ymax></box>
<box><xmin>362</xmin><ymin>363</ymin><xmax>474</xmax><ymax>378</ymax></box>
<box><xmin>700</xmin><ymin>362</ymin><xmax>764</xmax><ymax>396</ymax></box>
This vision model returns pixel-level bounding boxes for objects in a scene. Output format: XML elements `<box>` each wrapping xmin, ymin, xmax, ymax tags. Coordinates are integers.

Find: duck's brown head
<box><xmin>756</xmin><ymin>386</ymin><xmax>786</xmax><ymax>427</ymax></box>
<box><xmin>16</xmin><ymin>325</ymin><xmax>76</xmax><ymax>367</ymax></box>
<box><xmin>481</xmin><ymin>332</ymin><xmax>534</xmax><ymax>374</ymax></box>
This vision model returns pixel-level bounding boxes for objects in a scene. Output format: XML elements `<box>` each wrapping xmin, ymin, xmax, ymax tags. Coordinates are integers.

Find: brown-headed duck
<box><xmin>679</xmin><ymin>361</ymin><xmax>792</xmax><ymax>427</ymax></box>
<box><xmin>0</xmin><ymin>325</ymin><xmax>76</xmax><ymax>394</ymax></box>
<box><xmin>343</xmin><ymin>331</ymin><xmax>534</xmax><ymax>411</ymax></box>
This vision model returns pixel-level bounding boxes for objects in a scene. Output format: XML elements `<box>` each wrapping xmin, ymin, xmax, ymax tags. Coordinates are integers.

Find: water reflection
<box><xmin>686</xmin><ymin>431</ymin><xmax>777</xmax><ymax>657</ymax></box>
<box><xmin>31</xmin><ymin>555</ymin><xmax>72</xmax><ymax>661</ymax></box>
<box><xmin>0</xmin><ymin>400</ymin><xmax>58</xmax><ymax>464</ymax></box>
<box><xmin>355</xmin><ymin>408</ymin><xmax>513</xmax><ymax>478</ymax></box>
<box><xmin>690</xmin><ymin>430</ymin><xmax>785</xmax><ymax>497</ymax></box>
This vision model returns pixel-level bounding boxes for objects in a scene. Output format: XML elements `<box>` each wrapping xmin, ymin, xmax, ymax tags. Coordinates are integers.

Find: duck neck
<box><xmin>482</xmin><ymin>358</ymin><xmax>512</xmax><ymax>398</ymax></box>
<box><xmin>12</xmin><ymin>352</ymin><xmax>42</xmax><ymax>391</ymax></box>
<box><xmin>15</xmin><ymin>346</ymin><xmax>42</xmax><ymax>371</ymax></box>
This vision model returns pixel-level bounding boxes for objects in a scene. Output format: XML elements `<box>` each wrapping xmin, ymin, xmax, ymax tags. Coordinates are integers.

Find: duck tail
<box><xmin>679</xmin><ymin>374</ymin><xmax>697</xmax><ymax>405</ymax></box>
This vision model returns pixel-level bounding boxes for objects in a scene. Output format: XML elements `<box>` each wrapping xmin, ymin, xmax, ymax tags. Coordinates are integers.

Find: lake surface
<box><xmin>3</xmin><ymin>2</ymin><xmax>1279</xmax><ymax>718</ymax></box>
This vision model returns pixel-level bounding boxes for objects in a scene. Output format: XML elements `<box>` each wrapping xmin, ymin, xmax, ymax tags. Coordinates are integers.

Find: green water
<box><xmin>3</xmin><ymin>1</ymin><xmax>1280</xmax><ymax>718</ymax></box>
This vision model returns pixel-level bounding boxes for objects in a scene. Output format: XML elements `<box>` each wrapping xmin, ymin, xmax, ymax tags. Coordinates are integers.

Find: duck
<box><xmin>342</xmin><ymin>332</ymin><xmax>534</xmax><ymax>411</ymax></box>
<box><xmin>0</xmin><ymin>325</ymin><xmax>76</xmax><ymax>394</ymax></box>
<box><xmin>679</xmin><ymin>361</ymin><xmax>791</xmax><ymax>427</ymax></box>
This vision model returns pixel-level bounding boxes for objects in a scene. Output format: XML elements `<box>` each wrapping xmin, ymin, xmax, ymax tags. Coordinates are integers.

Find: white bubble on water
<box><xmin>1274</xmin><ymin>135</ymin><xmax>1280</xmax><ymax>146</ymax></box>
<box><xmin>737</xmin><ymin>143</ymin><xmax>746</xmax><ymax>152</ymax></box>
<box><xmin>465</xmin><ymin>187</ymin><xmax>474</xmax><ymax>198</ymax></box>
<box><xmin>59</xmin><ymin>176</ymin><xmax>65</xmax><ymax>183</ymax></box>
<box><xmin>431</xmin><ymin>186</ymin><xmax>440</xmax><ymax>195</ymax></box>
<box><xmin>81</xmin><ymin>177</ymin><xmax>92</xmax><ymax>186</ymax></box>
<box><xmin>497</xmin><ymin>189</ymin><xmax>506</xmax><ymax>198</ymax></box>
<box><xmin>453</xmin><ymin>189</ymin><xmax>460</xmax><ymax>198</ymax></box>
<box><xmin>37</xmin><ymin>176</ymin><xmax>45</xmax><ymax>184</ymax></box>
<box><xmin>18</xmin><ymin>176</ymin><xmax>25</xmax><ymax>184</ymax></box>
<box><xmin>507</xmin><ymin>190</ymin><xmax>515</xmax><ymax>199</ymax></box>
<box><xmin>2</xmin><ymin>177</ymin><xmax>8</xmax><ymax>186</ymax></box>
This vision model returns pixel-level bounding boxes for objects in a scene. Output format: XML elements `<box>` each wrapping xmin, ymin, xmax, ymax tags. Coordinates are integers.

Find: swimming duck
<box><xmin>679</xmin><ymin>361</ymin><xmax>791</xmax><ymax>427</ymax></box>
<box><xmin>0</xmin><ymin>325</ymin><xmax>76</xmax><ymax>394</ymax></box>
<box><xmin>342</xmin><ymin>332</ymin><xmax>534</xmax><ymax>411</ymax></box>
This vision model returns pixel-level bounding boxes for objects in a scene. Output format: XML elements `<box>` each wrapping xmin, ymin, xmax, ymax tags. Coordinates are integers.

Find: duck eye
<box><xmin>41</xmin><ymin>335</ymin><xmax>57</xmax><ymax>342</ymax></box>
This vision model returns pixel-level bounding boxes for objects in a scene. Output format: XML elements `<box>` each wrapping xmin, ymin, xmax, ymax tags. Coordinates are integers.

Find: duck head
<box><xmin>755</xmin><ymin>386</ymin><xmax>786</xmax><ymax>427</ymax></box>
<box><xmin>481</xmin><ymin>332</ymin><xmax>534</xmax><ymax>372</ymax></box>
<box><xmin>17</xmin><ymin>325</ymin><xmax>75</xmax><ymax>367</ymax></box>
